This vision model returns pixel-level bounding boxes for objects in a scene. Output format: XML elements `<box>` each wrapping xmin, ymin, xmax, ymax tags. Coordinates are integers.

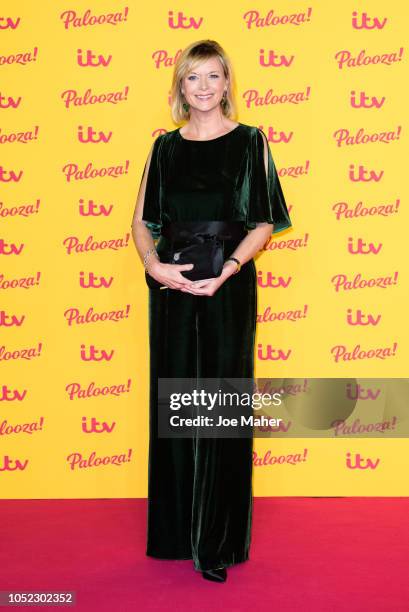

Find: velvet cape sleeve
<box><xmin>244</xmin><ymin>127</ymin><xmax>292</xmax><ymax>234</ymax></box>
<box><xmin>140</xmin><ymin>134</ymin><xmax>164</xmax><ymax>239</ymax></box>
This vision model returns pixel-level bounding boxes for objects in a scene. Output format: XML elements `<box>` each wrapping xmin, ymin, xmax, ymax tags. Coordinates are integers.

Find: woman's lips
<box><xmin>195</xmin><ymin>94</ymin><xmax>213</xmax><ymax>100</ymax></box>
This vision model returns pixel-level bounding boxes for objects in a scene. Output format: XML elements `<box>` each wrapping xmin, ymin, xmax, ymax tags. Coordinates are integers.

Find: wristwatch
<box><xmin>224</xmin><ymin>257</ymin><xmax>241</xmax><ymax>274</ymax></box>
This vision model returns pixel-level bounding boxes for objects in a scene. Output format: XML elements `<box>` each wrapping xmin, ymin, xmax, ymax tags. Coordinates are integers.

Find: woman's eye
<box><xmin>187</xmin><ymin>74</ymin><xmax>219</xmax><ymax>80</ymax></box>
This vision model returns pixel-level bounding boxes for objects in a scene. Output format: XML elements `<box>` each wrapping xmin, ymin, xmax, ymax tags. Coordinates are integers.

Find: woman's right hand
<box><xmin>147</xmin><ymin>260</ymin><xmax>194</xmax><ymax>290</ymax></box>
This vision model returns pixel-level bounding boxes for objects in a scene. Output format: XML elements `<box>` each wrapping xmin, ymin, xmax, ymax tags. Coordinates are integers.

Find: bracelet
<box><xmin>143</xmin><ymin>247</ymin><xmax>159</xmax><ymax>270</ymax></box>
<box><xmin>224</xmin><ymin>257</ymin><xmax>241</xmax><ymax>274</ymax></box>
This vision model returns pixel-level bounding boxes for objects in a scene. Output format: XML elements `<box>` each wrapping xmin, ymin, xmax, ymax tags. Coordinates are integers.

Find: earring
<box><xmin>220</xmin><ymin>90</ymin><xmax>228</xmax><ymax>110</ymax></box>
<box><xmin>181</xmin><ymin>91</ymin><xmax>190</xmax><ymax>113</ymax></box>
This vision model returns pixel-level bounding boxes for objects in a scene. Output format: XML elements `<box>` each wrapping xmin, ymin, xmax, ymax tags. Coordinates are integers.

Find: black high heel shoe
<box><xmin>202</xmin><ymin>567</ymin><xmax>227</xmax><ymax>582</ymax></box>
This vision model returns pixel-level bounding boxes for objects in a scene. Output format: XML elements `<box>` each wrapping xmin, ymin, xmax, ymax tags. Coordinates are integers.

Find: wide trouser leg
<box><xmin>146</xmin><ymin>287</ymin><xmax>198</xmax><ymax>559</ymax></box>
<box><xmin>191</xmin><ymin>259</ymin><xmax>256</xmax><ymax>571</ymax></box>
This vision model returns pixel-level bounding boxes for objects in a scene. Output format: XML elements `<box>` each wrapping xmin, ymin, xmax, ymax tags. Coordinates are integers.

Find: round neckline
<box><xmin>177</xmin><ymin>123</ymin><xmax>241</xmax><ymax>142</ymax></box>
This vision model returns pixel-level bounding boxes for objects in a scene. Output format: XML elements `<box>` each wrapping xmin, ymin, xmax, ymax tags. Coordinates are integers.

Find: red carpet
<box><xmin>0</xmin><ymin>498</ymin><xmax>408</xmax><ymax>611</ymax></box>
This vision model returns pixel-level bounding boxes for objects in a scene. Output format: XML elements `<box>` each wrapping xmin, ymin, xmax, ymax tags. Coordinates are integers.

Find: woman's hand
<box><xmin>147</xmin><ymin>260</ymin><xmax>195</xmax><ymax>290</ymax></box>
<box><xmin>179</xmin><ymin>261</ymin><xmax>238</xmax><ymax>296</ymax></box>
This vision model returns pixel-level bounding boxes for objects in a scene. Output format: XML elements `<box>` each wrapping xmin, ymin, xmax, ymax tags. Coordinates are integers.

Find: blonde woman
<box><xmin>131</xmin><ymin>39</ymin><xmax>291</xmax><ymax>583</ymax></box>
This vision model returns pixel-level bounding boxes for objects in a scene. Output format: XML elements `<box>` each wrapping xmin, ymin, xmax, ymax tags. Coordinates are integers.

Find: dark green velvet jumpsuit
<box><xmin>140</xmin><ymin>122</ymin><xmax>291</xmax><ymax>571</ymax></box>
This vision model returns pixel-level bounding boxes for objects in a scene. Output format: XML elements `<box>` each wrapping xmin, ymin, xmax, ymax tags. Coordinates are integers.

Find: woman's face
<box><xmin>181</xmin><ymin>56</ymin><xmax>228</xmax><ymax>114</ymax></box>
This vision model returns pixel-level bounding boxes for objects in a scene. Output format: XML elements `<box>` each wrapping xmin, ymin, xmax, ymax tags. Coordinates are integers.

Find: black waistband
<box><xmin>161</xmin><ymin>221</ymin><xmax>247</xmax><ymax>242</ymax></box>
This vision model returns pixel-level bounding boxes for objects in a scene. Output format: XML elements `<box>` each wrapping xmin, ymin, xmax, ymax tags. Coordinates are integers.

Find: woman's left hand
<box><xmin>180</xmin><ymin>261</ymin><xmax>238</xmax><ymax>296</ymax></box>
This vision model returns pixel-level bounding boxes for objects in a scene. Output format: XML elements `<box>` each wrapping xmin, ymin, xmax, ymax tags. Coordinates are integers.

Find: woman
<box><xmin>131</xmin><ymin>39</ymin><xmax>292</xmax><ymax>583</ymax></box>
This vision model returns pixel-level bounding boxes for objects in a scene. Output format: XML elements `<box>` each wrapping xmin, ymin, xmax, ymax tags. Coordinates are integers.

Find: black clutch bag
<box><xmin>145</xmin><ymin>237</ymin><xmax>225</xmax><ymax>290</ymax></box>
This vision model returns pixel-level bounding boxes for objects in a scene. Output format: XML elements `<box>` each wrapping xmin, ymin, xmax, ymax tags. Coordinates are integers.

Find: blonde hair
<box><xmin>170</xmin><ymin>39</ymin><xmax>237</xmax><ymax>124</ymax></box>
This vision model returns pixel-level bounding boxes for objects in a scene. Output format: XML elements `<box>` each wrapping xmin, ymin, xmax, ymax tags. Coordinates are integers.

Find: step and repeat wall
<box><xmin>1</xmin><ymin>0</ymin><xmax>407</xmax><ymax>498</ymax></box>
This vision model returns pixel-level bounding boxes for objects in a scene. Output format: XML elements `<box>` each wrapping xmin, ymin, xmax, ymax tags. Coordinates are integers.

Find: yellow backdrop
<box><xmin>1</xmin><ymin>0</ymin><xmax>407</xmax><ymax>498</ymax></box>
